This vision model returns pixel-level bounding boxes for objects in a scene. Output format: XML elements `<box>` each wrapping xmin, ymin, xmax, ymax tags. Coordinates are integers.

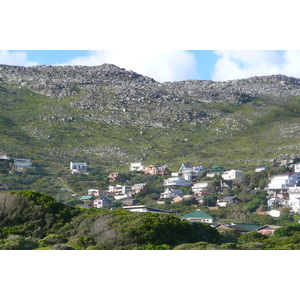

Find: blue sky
<box><xmin>2</xmin><ymin>50</ymin><xmax>300</xmax><ymax>82</ymax></box>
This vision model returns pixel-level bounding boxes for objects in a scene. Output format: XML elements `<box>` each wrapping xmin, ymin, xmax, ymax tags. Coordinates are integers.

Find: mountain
<box><xmin>1</xmin><ymin>63</ymin><xmax>300</xmax><ymax>175</ymax></box>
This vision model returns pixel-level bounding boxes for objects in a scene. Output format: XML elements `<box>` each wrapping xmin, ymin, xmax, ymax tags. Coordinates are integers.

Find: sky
<box><xmin>2</xmin><ymin>50</ymin><xmax>300</xmax><ymax>83</ymax></box>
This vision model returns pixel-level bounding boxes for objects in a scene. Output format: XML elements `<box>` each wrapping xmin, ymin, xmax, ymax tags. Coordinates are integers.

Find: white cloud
<box><xmin>62</xmin><ymin>50</ymin><xmax>198</xmax><ymax>82</ymax></box>
<box><xmin>0</xmin><ymin>50</ymin><xmax>38</xmax><ymax>66</ymax></box>
<box><xmin>212</xmin><ymin>50</ymin><xmax>300</xmax><ymax>81</ymax></box>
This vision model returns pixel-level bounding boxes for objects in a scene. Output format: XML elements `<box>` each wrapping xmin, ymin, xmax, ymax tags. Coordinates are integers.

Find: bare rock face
<box><xmin>1</xmin><ymin>64</ymin><xmax>300</xmax><ymax>130</ymax></box>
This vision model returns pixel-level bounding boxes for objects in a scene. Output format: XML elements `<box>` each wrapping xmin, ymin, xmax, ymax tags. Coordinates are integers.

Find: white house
<box><xmin>267</xmin><ymin>197</ymin><xmax>288</xmax><ymax>208</ymax></box>
<box><xmin>70</xmin><ymin>162</ymin><xmax>87</xmax><ymax>174</ymax></box>
<box><xmin>179</xmin><ymin>164</ymin><xmax>206</xmax><ymax>180</ymax></box>
<box><xmin>0</xmin><ymin>153</ymin><xmax>10</xmax><ymax>161</ymax></box>
<box><xmin>192</xmin><ymin>181</ymin><xmax>213</xmax><ymax>194</ymax></box>
<box><xmin>267</xmin><ymin>172</ymin><xmax>300</xmax><ymax>198</ymax></box>
<box><xmin>163</xmin><ymin>177</ymin><xmax>192</xmax><ymax>187</ymax></box>
<box><xmin>130</xmin><ymin>162</ymin><xmax>144</xmax><ymax>172</ymax></box>
<box><xmin>180</xmin><ymin>209</ymin><xmax>215</xmax><ymax>224</ymax></box>
<box><xmin>160</xmin><ymin>188</ymin><xmax>184</xmax><ymax>199</ymax></box>
<box><xmin>114</xmin><ymin>194</ymin><xmax>132</xmax><ymax>200</ymax></box>
<box><xmin>88</xmin><ymin>189</ymin><xmax>100</xmax><ymax>197</ymax></box>
<box><xmin>13</xmin><ymin>159</ymin><xmax>32</xmax><ymax>172</ymax></box>
<box><xmin>93</xmin><ymin>197</ymin><xmax>110</xmax><ymax>208</ymax></box>
<box><xmin>288</xmin><ymin>186</ymin><xmax>300</xmax><ymax>213</ymax></box>
<box><xmin>222</xmin><ymin>169</ymin><xmax>243</xmax><ymax>181</ymax></box>
<box><xmin>294</xmin><ymin>162</ymin><xmax>300</xmax><ymax>173</ymax></box>
<box><xmin>123</xmin><ymin>205</ymin><xmax>173</xmax><ymax>214</ymax></box>
<box><xmin>217</xmin><ymin>196</ymin><xmax>241</xmax><ymax>208</ymax></box>
<box><xmin>255</xmin><ymin>166</ymin><xmax>269</xmax><ymax>172</ymax></box>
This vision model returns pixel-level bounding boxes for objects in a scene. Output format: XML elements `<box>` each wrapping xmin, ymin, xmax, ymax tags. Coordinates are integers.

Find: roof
<box><xmin>256</xmin><ymin>225</ymin><xmax>282</xmax><ymax>231</ymax></box>
<box><xmin>181</xmin><ymin>209</ymin><xmax>214</xmax><ymax>220</ymax></box>
<box><xmin>219</xmin><ymin>196</ymin><xmax>240</xmax><ymax>201</ymax></box>
<box><xmin>232</xmin><ymin>223</ymin><xmax>260</xmax><ymax>232</ymax></box>
<box><xmin>80</xmin><ymin>195</ymin><xmax>93</xmax><ymax>200</ymax></box>
<box><xmin>123</xmin><ymin>205</ymin><xmax>173</xmax><ymax>213</ymax></box>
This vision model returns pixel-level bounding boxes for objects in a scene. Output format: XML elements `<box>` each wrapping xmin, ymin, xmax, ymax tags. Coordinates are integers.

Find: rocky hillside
<box><xmin>0</xmin><ymin>64</ymin><xmax>300</xmax><ymax>171</ymax></box>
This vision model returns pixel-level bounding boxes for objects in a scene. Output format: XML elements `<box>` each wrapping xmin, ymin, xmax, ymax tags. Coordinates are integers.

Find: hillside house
<box><xmin>114</xmin><ymin>194</ymin><xmax>132</xmax><ymax>200</ymax></box>
<box><xmin>108</xmin><ymin>172</ymin><xmax>122</xmax><ymax>182</ymax></box>
<box><xmin>160</xmin><ymin>188</ymin><xmax>185</xmax><ymax>199</ymax></box>
<box><xmin>217</xmin><ymin>196</ymin><xmax>241</xmax><ymax>208</ymax></box>
<box><xmin>256</xmin><ymin>225</ymin><xmax>282</xmax><ymax>235</ymax></box>
<box><xmin>267</xmin><ymin>197</ymin><xmax>288</xmax><ymax>209</ymax></box>
<box><xmin>163</xmin><ymin>176</ymin><xmax>192</xmax><ymax>187</ymax></box>
<box><xmin>179</xmin><ymin>163</ymin><xmax>206</xmax><ymax>180</ymax></box>
<box><xmin>215</xmin><ymin>223</ymin><xmax>260</xmax><ymax>234</ymax></box>
<box><xmin>294</xmin><ymin>161</ymin><xmax>300</xmax><ymax>173</ymax></box>
<box><xmin>108</xmin><ymin>185</ymin><xmax>131</xmax><ymax>195</ymax></box>
<box><xmin>267</xmin><ymin>172</ymin><xmax>300</xmax><ymax>198</ymax></box>
<box><xmin>13</xmin><ymin>159</ymin><xmax>32</xmax><ymax>172</ymax></box>
<box><xmin>0</xmin><ymin>153</ymin><xmax>10</xmax><ymax>161</ymax></box>
<box><xmin>180</xmin><ymin>209</ymin><xmax>215</xmax><ymax>224</ymax></box>
<box><xmin>123</xmin><ymin>205</ymin><xmax>173</xmax><ymax>214</ymax></box>
<box><xmin>93</xmin><ymin>197</ymin><xmax>110</xmax><ymax>208</ymax></box>
<box><xmin>88</xmin><ymin>189</ymin><xmax>100</xmax><ymax>197</ymax></box>
<box><xmin>121</xmin><ymin>199</ymin><xmax>140</xmax><ymax>206</ymax></box>
<box><xmin>130</xmin><ymin>183</ymin><xmax>150</xmax><ymax>195</ymax></box>
<box><xmin>222</xmin><ymin>169</ymin><xmax>243</xmax><ymax>181</ymax></box>
<box><xmin>255</xmin><ymin>166</ymin><xmax>269</xmax><ymax>172</ymax></box>
<box><xmin>143</xmin><ymin>164</ymin><xmax>171</xmax><ymax>176</ymax></box>
<box><xmin>130</xmin><ymin>162</ymin><xmax>144</xmax><ymax>172</ymax></box>
<box><xmin>288</xmin><ymin>186</ymin><xmax>300</xmax><ymax>213</ymax></box>
<box><xmin>192</xmin><ymin>181</ymin><xmax>214</xmax><ymax>194</ymax></box>
<box><xmin>70</xmin><ymin>162</ymin><xmax>87</xmax><ymax>174</ymax></box>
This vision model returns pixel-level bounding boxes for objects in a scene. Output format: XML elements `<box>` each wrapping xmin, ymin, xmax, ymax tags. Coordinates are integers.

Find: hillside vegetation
<box><xmin>1</xmin><ymin>64</ymin><xmax>300</xmax><ymax>197</ymax></box>
<box><xmin>1</xmin><ymin>191</ymin><xmax>300</xmax><ymax>250</ymax></box>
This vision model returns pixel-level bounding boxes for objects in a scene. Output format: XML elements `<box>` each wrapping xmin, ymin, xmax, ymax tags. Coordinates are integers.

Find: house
<box><xmin>180</xmin><ymin>209</ymin><xmax>215</xmax><ymax>224</ymax></box>
<box><xmin>217</xmin><ymin>196</ymin><xmax>241</xmax><ymax>208</ymax></box>
<box><xmin>130</xmin><ymin>162</ymin><xmax>144</xmax><ymax>172</ymax></box>
<box><xmin>108</xmin><ymin>172</ymin><xmax>122</xmax><ymax>182</ymax></box>
<box><xmin>267</xmin><ymin>172</ymin><xmax>300</xmax><ymax>198</ymax></box>
<box><xmin>164</xmin><ymin>177</ymin><xmax>192</xmax><ymax>187</ymax></box>
<box><xmin>114</xmin><ymin>194</ymin><xmax>132</xmax><ymax>200</ymax></box>
<box><xmin>123</xmin><ymin>205</ymin><xmax>173</xmax><ymax>214</ymax></box>
<box><xmin>255</xmin><ymin>166</ymin><xmax>269</xmax><ymax>172</ymax></box>
<box><xmin>93</xmin><ymin>197</ymin><xmax>110</xmax><ymax>208</ymax></box>
<box><xmin>267</xmin><ymin>197</ymin><xmax>288</xmax><ymax>208</ymax></box>
<box><xmin>222</xmin><ymin>169</ymin><xmax>243</xmax><ymax>181</ymax></box>
<box><xmin>179</xmin><ymin>163</ymin><xmax>206</xmax><ymax>180</ymax></box>
<box><xmin>288</xmin><ymin>186</ymin><xmax>300</xmax><ymax>213</ymax></box>
<box><xmin>143</xmin><ymin>165</ymin><xmax>171</xmax><ymax>176</ymax></box>
<box><xmin>13</xmin><ymin>159</ymin><xmax>32</xmax><ymax>172</ymax></box>
<box><xmin>172</xmin><ymin>195</ymin><xmax>195</xmax><ymax>203</ymax></box>
<box><xmin>192</xmin><ymin>181</ymin><xmax>213</xmax><ymax>194</ymax></box>
<box><xmin>0</xmin><ymin>153</ymin><xmax>10</xmax><ymax>161</ymax></box>
<box><xmin>215</xmin><ymin>223</ymin><xmax>260</xmax><ymax>234</ymax></box>
<box><xmin>160</xmin><ymin>188</ymin><xmax>184</xmax><ymax>199</ymax></box>
<box><xmin>219</xmin><ymin>179</ymin><xmax>240</xmax><ymax>191</ymax></box>
<box><xmin>256</xmin><ymin>225</ymin><xmax>282</xmax><ymax>235</ymax></box>
<box><xmin>108</xmin><ymin>185</ymin><xmax>131</xmax><ymax>195</ymax></box>
<box><xmin>70</xmin><ymin>162</ymin><xmax>87</xmax><ymax>174</ymax></box>
<box><xmin>130</xmin><ymin>183</ymin><xmax>150</xmax><ymax>195</ymax></box>
<box><xmin>294</xmin><ymin>161</ymin><xmax>300</xmax><ymax>173</ymax></box>
<box><xmin>121</xmin><ymin>199</ymin><xmax>140</xmax><ymax>206</ymax></box>
<box><xmin>0</xmin><ymin>183</ymin><xmax>8</xmax><ymax>190</ymax></box>
<box><xmin>88</xmin><ymin>189</ymin><xmax>100</xmax><ymax>197</ymax></box>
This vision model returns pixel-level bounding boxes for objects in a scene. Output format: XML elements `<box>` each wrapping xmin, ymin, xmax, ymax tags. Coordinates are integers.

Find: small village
<box><xmin>2</xmin><ymin>151</ymin><xmax>300</xmax><ymax>238</ymax></box>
